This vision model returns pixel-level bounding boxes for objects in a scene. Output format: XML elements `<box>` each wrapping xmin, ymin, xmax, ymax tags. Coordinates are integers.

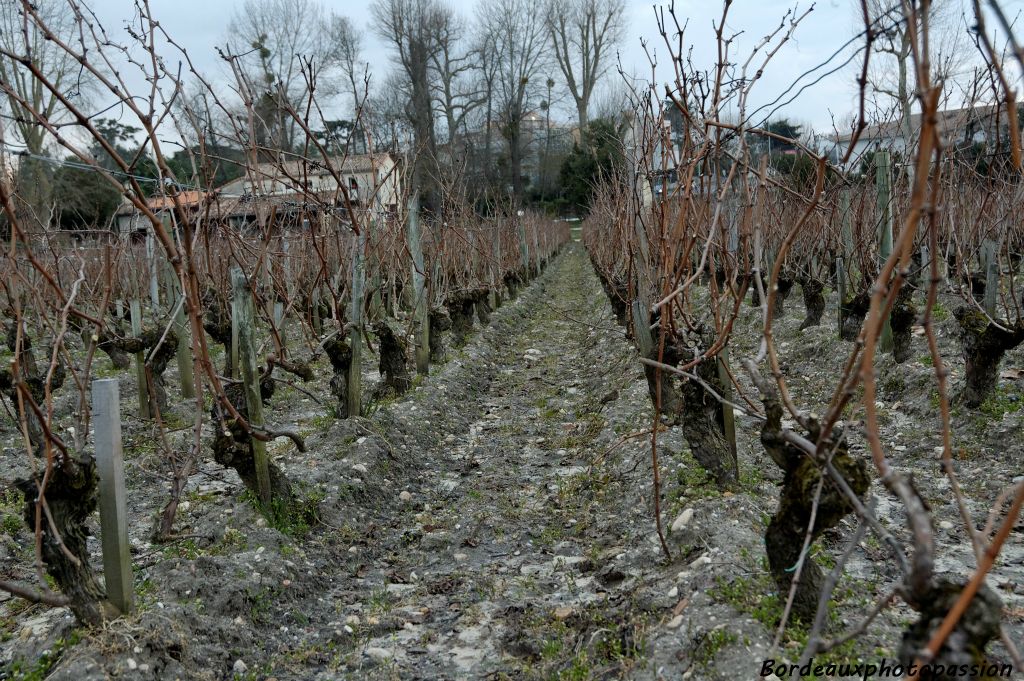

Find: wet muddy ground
<box><xmin>1</xmin><ymin>244</ymin><xmax>1021</xmax><ymax>680</ymax></box>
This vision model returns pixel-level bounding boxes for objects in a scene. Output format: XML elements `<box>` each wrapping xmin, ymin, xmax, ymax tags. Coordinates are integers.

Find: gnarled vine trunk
<box><xmin>324</xmin><ymin>336</ymin><xmax>352</xmax><ymax>417</ymax></box>
<box><xmin>447</xmin><ymin>293</ymin><xmax>476</xmax><ymax>347</ymax></box>
<box><xmin>954</xmin><ymin>306</ymin><xmax>1024</xmax><ymax>407</ymax></box>
<box><xmin>798</xmin><ymin>278</ymin><xmax>825</xmax><ymax>330</ymax></box>
<box><xmin>1</xmin><ymin>336</ymin><xmax>114</xmax><ymax>626</ymax></box>
<box><xmin>374</xmin><ymin>319</ymin><xmax>412</xmax><ymax>397</ymax></box>
<box><xmin>889</xmin><ymin>285</ymin><xmax>916</xmax><ymax>364</ymax></box>
<box><xmin>750</xmin><ymin>368</ymin><xmax>870</xmax><ymax>623</ymax></box>
<box><xmin>428</xmin><ymin>308</ymin><xmax>452</xmax><ymax>363</ymax></box>
<box><xmin>840</xmin><ymin>291</ymin><xmax>870</xmax><ymax>341</ymax></box>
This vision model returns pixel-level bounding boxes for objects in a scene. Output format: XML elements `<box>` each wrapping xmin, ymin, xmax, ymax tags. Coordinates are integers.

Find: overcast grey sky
<box><xmin>84</xmin><ymin>0</ymin><xmax>1023</xmax><ymax>136</ymax></box>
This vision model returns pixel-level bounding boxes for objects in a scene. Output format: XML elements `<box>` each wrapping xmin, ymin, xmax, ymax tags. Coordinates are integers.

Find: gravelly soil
<box><xmin>1</xmin><ymin>243</ymin><xmax>1022</xmax><ymax>680</ymax></box>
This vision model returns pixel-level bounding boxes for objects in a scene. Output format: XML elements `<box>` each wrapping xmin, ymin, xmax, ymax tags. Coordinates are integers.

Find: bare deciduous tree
<box><xmin>545</xmin><ymin>0</ymin><xmax>626</xmax><ymax>131</ymax></box>
<box><xmin>430</xmin><ymin>11</ymin><xmax>484</xmax><ymax>149</ymax></box>
<box><xmin>328</xmin><ymin>14</ymin><xmax>366</xmax><ymax>120</ymax></box>
<box><xmin>371</xmin><ymin>0</ymin><xmax>448</xmax><ymax>213</ymax></box>
<box><xmin>365</xmin><ymin>71</ymin><xmax>416</xmax><ymax>154</ymax></box>
<box><xmin>0</xmin><ymin>0</ymin><xmax>88</xmax><ymax>228</ymax></box>
<box><xmin>478</xmin><ymin>0</ymin><xmax>551</xmax><ymax>204</ymax></box>
<box><xmin>864</xmin><ymin>0</ymin><xmax>970</xmax><ymax>166</ymax></box>
<box><xmin>226</xmin><ymin>0</ymin><xmax>338</xmax><ymax>153</ymax></box>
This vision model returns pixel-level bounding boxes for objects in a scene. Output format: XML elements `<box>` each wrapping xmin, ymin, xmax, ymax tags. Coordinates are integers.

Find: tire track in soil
<box><xmin>334</xmin><ymin>244</ymin><xmax>661</xmax><ymax>680</ymax></box>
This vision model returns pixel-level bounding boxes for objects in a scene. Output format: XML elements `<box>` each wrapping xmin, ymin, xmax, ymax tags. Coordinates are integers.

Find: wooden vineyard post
<box><xmin>93</xmin><ymin>379</ymin><xmax>134</xmax><ymax>615</ymax></box>
<box><xmin>405</xmin><ymin>192</ymin><xmax>430</xmax><ymax>375</ymax></box>
<box><xmin>312</xmin><ymin>286</ymin><xmax>323</xmax><ymax>336</ymax></box>
<box><xmin>716</xmin><ymin>347</ymin><xmax>737</xmax><ymax>460</ymax></box>
<box><xmin>282</xmin><ymin>236</ymin><xmax>294</xmax><ymax>349</ymax></box>
<box><xmin>836</xmin><ymin>255</ymin><xmax>846</xmax><ymax>333</ymax></box>
<box><xmin>631</xmin><ymin>216</ymin><xmax>655</xmax><ymax>359</ymax></box>
<box><xmin>517</xmin><ymin>220</ymin><xmax>530</xmax><ymax>277</ymax></box>
<box><xmin>145</xmin><ymin>230</ymin><xmax>161</xmax><ymax>314</ymax></box>
<box><xmin>839</xmin><ymin>188</ymin><xmax>855</xmax><ymax>290</ymax></box>
<box><xmin>231</xmin><ymin>268</ymin><xmax>272</xmax><ymax>507</ymax></box>
<box><xmin>129</xmin><ymin>299</ymin><xmax>151</xmax><ymax>419</ymax></box>
<box><xmin>875</xmin><ymin>150</ymin><xmax>894</xmax><ymax>352</ymax></box>
<box><xmin>274</xmin><ymin>300</ymin><xmax>286</xmax><ymax>350</ymax></box>
<box><xmin>469</xmin><ymin>229</ymin><xmax>479</xmax><ymax>284</ymax></box>
<box><xmin>536</xmin><ymin>225</ymin><xmax>544</xmax><ymax>274</ymax></box>
<box><xmin>348</xmin><ymin>225</ymin><xmax>367</xmax><ymax>417</ymax></box>
<box><xmin>230</xmin><ymin>273</ymin><xmax>241</xmax><ymax>380</ymax></box>
<box><xmin>491</xmin><ymin>228</ymin><xmax>502</xmax><ymax>308</ymax></box>
<box><xmin>163</xmin><ymin>261</ymin><xmax>195</xmax><ymax>399</ymax></box>
<box><xmin>982</xmin><ymin>238</ymin><xmax>999</xmax><ymax>317</ymax></box>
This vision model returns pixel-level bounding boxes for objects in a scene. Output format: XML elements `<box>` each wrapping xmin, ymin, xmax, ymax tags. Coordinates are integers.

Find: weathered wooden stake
<box><xmin>405</xmin><ymin>193</ymin><xmax>430</xmax><ymax>374</ymax></box>
<box><xmin>839</xmin><ymin>188</ymin><xmax>855</xmax><ymax>290</ymax></box>
<box><xmin>531</xmin><ymin>223</ymin><xmax>540</xmax><ymax>273</ymax></box>
<box><xmin>145</xmin><ymin>231</ymin><xmax>160</xmax><ymax>314</ymax></box>
<box><xmin>348</xmin><ymin>226</ymin><xmax>367</xmax><ymax>417</ymax></box>
<box><xmin>230</xmin><ymin>279</ymin><xmax>241</xmax><ymax>380</ymax></box>
<box><xmin>875</xmin><ymin>150</ymin><xmax>894</xmax><ymax>352</ymax></box>
<box><xmin>274</xmin><ymin>301</ymin><xmax>286</xmax><ymax>350</ymax></box>
<box><xmin>517</xmin><ymin>221</ymin><xmax>530</xmax><ymax>276</ymax></box>
<box><xmin>163</xmin><ymin>262</ymin><xmax>195</xmax><ymax>399</ymax></box>
<box><xmin>129</xmin><ymin>299</ymin><xmax>151</xmax><ymax>419</ymax></box>
<box><xmin>631</xmin><ymin>217</ymin><xmax>655</xmax><ymax>358</ymax></box>
<box><xmin>982</xmin><ymin>238</ymin><xmax>999</xmax><ymax>317</ymax></box>
<box><xmin>93</xmin><ymin>378</ymin><xmax>134</xmax><ymax>615</ymax></box>
<box><xmin>312</xmin><ymin>287</ymin><xmax>322</xmax><ymax>336</ymax></box>
<box><xmin>836</xmin><ymin>255</ymin><xmax>846</xmax><ymax>334</ymax></box>
<box><xmin>491</xmin><ymin>228</ymin><xmax>502</xmax><ymax>308</ymax></box>
<box><xmin>231</xmin><ymin>268</ymin><xmax>272</xmax><ymax>507</ymax></box>
<box><xmin>716</xmin><ymin>348</ymin><xmax>737</xmax><ymax>459</ymax></box>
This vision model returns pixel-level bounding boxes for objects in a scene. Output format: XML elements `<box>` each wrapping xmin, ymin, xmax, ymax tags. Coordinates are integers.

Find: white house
<box><xmin>217</xmin><ymin>153</ymin><xmax>402</xmax><ymax>218</ymax></box>
<box><xmin>826</xmin><ymin>103</ymin><xmax>1020</xmax><ymax>171</ymax></box>
<box><xmin>115</xmin><ymin>153</ymin><xmax>403</xmax><ymax>235</ymax></box>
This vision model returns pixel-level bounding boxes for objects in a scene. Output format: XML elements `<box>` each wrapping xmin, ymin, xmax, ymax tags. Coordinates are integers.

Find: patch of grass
<box><xmin>208</xmin><ymin>527</ymin><xmax>248</xmax><ymax>555</ymax></box>
<box><xmin>694</xmin><ymin>628</ymin><xmax>738</xmax><ymax>666</ymax></box>
<box><xmin>1</xmin><ymin>489</ymin><xmax>24</xmax><ymax>536</ymax></box>
<box><xmin>880</xmin><ymin>372</ymin><xmax>905</xmax><ymax>396</ymax></box>
<box><xmin>930</xmin><ymin>300</ymin><xmax>949</xmax><ymax>322</ymax></box>
<box><xmin>2</xmin><ymin>511</ymin><xmax>22</xmax><ymax>536</ymax></box>
<box><xmin>710</xmin><ymin>560</ymin><xmax>874</xmax><ymax>666</ymax></box>
<box><xmin>557</xmin><ymin>412</ymin><xmax>605</xmax><ymax>449</ymax></box>
<box><xmin>738</xmin><ymin>462</ymin><xmax>766</xmax><ymax>491</ymax></box>
<box><xmin>5</xmin><ymin>630</ymin><xmax>81</xmax><ymax>681</ymax></box>
<box><xmin>918</xmin><ymin>354</ymin><xmax>934</xmax><ymax>367</ymax></box>
<box><xmin>232</xmin><ymin>662</ymin><xmax>273</xmax><ymax>681</ymax></box>
<box><xmin>978</xmin><ymin>385</ymin><xmax>1022</xmax><ymax>418</ymax></box>
<box><xmin>241</xmin><ymin>485</ymin><xmax>324</xmax><ymax>538</ymax></box>
<box><xmin>710</xmin><ymin>572</ymin><xmax>783</xmax><ymax>631</ymax></box>
<box><xmin>92</xmin><ymin>363</ymin><xmax>122</xmax><ymax>379</ymax></box>
<box><xmin>368</xmin><ymin>586</ymin><xmax>393</xmax><ymax>616</ymax></box>
<box><xmin>246</xmin><ymin>586</ymin><xmax>276</xmax><ymax>625</ymax></box>
<box><xmin>539</xmin><ymin>406</ymin><xmax>562</xmax><ymax>421</ymax></box>
<box><xmin>162</xmin><ymin>538</ymin><xmax>201</xmax><ymax>560</ymax></box>
<box><xmin>136</xmin><ymin>577</ymin><xmax>158</xmax><ymax>605</ymax></box>
<box><xmin>535</xmin><ymin>524</ymin><xmax>563</xmax><ymax>548</ymax></box>
<box><xmin>300</xmin><ymin>412</ymin><xmax>335</xmax><ymax>436</ymax></box>
<box><xmin>674</xmin><ymin>450</ymin><xmax>720</xmax><ymax>500</ymax></box>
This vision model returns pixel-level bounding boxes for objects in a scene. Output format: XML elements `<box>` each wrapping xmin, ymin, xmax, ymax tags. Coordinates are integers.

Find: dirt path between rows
<box><xmin>332</xmin><ymin>244</ymin><xmax>667</xmax><ymax>679</ymax></box>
